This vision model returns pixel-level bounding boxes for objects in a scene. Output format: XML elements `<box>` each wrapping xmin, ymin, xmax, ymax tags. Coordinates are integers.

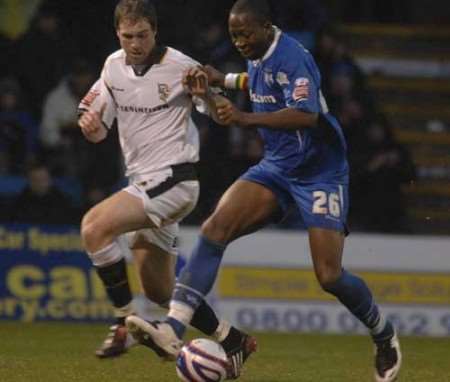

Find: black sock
<box><xmin>115</xmin><ymin>317</ymin><xmax>126</xmax><ymax>326</ymax></box>
<box><xmin>96</xmin><ymin>258</ymin><xmax>132</xmax><ymax>312</ymax></box>
<box><xmin>220</xmin><ymin>326</ymin><xmax>243</xmax><ymax>353</ymax></box>
<box><xmin>190</xmin><ymin>300</ymin><xmax>219</xmax><ymax>336</ymax></box>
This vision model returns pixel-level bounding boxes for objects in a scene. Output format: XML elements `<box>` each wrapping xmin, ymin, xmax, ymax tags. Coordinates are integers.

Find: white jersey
<box><xmin>79</xmin><ymin>47</ymin><xmax>207</xmax><ymax>182</ymax></box>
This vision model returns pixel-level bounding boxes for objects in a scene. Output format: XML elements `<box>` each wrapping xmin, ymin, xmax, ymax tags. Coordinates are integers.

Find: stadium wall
<box><xmin>1</xmin><ymin>224</ymin><xmax>449</xmax><ymax>337</ymax></box>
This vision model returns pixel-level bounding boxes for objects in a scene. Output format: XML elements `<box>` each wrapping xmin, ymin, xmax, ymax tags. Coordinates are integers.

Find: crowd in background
<box><xmin>0</xmin><ymin>0</ymin><xmax>418</xmax><ymax>232</ymax></box>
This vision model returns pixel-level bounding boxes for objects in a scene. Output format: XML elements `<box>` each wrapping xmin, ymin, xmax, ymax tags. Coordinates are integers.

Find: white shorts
<box><xmin>123</xmin><ymin>164</ymin><xmax>199</xmax><ymax>255</ymax></box>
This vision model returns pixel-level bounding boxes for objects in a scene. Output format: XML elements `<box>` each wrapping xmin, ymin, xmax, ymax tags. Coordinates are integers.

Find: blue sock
<box><xmin>177</xmin><ymin>235</ymin><xmax>226</xmax><ymax>294</ymax></box>
<box><xmin>168</xmin><ymin>236</ymin><xmax>226</xmax><ymax>336</ymax></box>
<box><xmin>324</xmin><ymin>269</ymin><xmax>394</xmax><ymax>342</ymax></box>
<box><xmin>167</xmin><ymin>317</ymin><xmax>187</xmax><ymax>338</ymax></box>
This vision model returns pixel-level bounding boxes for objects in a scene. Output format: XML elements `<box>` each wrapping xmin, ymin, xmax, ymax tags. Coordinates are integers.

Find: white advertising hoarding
<box><xmin>177</xmin><ymin>228</ymin><xmax>450</xmax><ymax>337</ymax></box>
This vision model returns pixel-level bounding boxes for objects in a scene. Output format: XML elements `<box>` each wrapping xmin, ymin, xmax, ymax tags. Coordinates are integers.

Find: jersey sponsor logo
<box><xmin>118</xmin><ymin>104</ymin><xmax>169</xmax><ymax>114</ymax></box>
<box><xmin>292</xmin><ymin>77</ymin><xmax>309</xmax><ymax>101</ymax></box>
<box><xmin>158</xmin><ymin>83</ymin><xmax>170</xmax><ymax>103</ymax></box>
<box><xmin>111</xmin><ymin>85</ymin><xmax>125</xmax><ymax>92</ymax></box>
<box><xmin>249</xmin><ymin>90</ymin><xmax>277</xmax><ymax>104</ymax></box>
<box><xmin>80</xmin><ymin>89</ymin><xmax>100</xmax><ymax>107</ymax></box>
<box><xmin>276</xmin><ymin>71</ymin><xmax>290</xmax><ymax>86</ymax></box>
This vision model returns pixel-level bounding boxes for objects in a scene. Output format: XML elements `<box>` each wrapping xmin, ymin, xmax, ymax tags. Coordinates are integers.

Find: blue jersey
<box><xmin>247</xmin><ymin>28</ymin><xmax>348</xmax><ymax>184</ymax></box>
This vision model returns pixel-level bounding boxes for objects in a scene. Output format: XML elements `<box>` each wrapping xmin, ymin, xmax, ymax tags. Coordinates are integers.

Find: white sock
<box><xmin>114</xmin><ymin>302</ymin><xmax>134</xmax><ymax>321</ymax></box>
<box><xmin>214</xmin><ymin>319</ymin><xmax>232</xmax><ymax>343</ymax></box>
<box><xmin>168</xmin><ymin>301</ymin><xmax>195</xmax><ymax>326</ymax></box>
<box><xmin>370</xmin><ymin>314</ymin><xmax>387</xmax><ymax>336</ymax></box>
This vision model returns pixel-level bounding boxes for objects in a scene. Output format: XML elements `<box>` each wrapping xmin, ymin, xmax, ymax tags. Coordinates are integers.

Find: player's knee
<box><xmin>315</xmin><ymin>267</ymin><xmax>342</xmax><ymax>291</ymax></box>
<box><xmin>201</xmin><ymin>213</ymin><xmax>237</xmax><ymax>243</ymax></box>
<box><xmin>81</xmin><ymin>214</ymin><xmax>111</xmax><ymax>252</ymax></box>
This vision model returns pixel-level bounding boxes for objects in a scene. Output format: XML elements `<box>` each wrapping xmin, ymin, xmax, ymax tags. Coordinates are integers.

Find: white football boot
<box><xmin>374</xmin><ymin>332</ymin><xmax>402</xmax><ymax>382</ymax></box>
<box><xmin>125</xmin><ymin>315</ymin><xmax>183</xmax><ymax>361</ymax></box>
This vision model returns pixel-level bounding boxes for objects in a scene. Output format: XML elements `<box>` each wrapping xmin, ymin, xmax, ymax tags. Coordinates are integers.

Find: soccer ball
<box><xmin>176</xmin><ymin>338</ymin><xmax>229</xmax><ymax>382</ymax></box>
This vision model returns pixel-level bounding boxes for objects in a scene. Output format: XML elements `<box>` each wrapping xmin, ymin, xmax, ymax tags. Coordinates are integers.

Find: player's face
<box><xmin>117</xmin><ymin>18</ymin><xmax>156</xmax><ymax>65</ymax></box>
<box><xmin>229</xmin><ymin>12</ymin><xmax>273</xmax><ymax>60</ymax></box>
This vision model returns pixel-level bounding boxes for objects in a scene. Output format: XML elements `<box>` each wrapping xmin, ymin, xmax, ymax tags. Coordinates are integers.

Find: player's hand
<box><xmin>216</xmin><ymin>98</ymin><xmax>243</xmax><ymax>125</ymax></box>
<box><xmin>78</xmin><ymin>103</ymin><xmax>105</xmax><ymax>133</ymax></box>
<box><xmin>183</xmin><ymin>66</ymin><xmax>209</xmax><ymax>98</ymax></box>
<box><xmin>204</xmin><ymin>65</ymin><xmax>225</xmax><ymax>87</ymax></box>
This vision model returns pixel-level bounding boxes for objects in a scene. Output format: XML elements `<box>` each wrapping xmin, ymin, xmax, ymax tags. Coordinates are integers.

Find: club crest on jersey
<box><xmin>292</xmin><ymin>77</ymin><xmax>309</xmax><ymax>101</ymax></box>
<box><xmin>263</xmin><ymin>69</ymin><xmax>274</xmax><ymax>86</ymax></box>
<box><xmin>276</xmin><ymin>71</ymin><xmax>289</xmax><ymax>86</ymax></box>
<box><xmin>158</xmin><ymin>83</ymin><xmax>170</xmax><ymax>103</ymax></box>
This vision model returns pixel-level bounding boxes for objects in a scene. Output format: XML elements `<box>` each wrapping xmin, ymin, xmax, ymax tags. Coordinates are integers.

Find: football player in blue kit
<box><xmin>127</xmin><ymin>0</ymin><xmax>402</xmax><ymax>380</ymax></box>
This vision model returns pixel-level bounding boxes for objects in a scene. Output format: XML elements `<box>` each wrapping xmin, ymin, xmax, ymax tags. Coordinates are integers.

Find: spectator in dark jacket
<box><xmin>352</xmin><ymin>115</ymin><xmax>416</xmax><ymax>232</ymax></box>
<box><xmin>9</xmin><ymin>163</ymin><xmax>80</xmax><ymax>225</ymax></box>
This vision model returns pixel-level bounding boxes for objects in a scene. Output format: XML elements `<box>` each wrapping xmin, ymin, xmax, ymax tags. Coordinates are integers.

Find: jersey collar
<box><xmin>251</xmin><ymin>26</ymin><xmax>282</xmax><ymax>66</ymax></box>
<box><xmin>129</xmin><ymin>45</ymin><xmax>168</xmax><ymax>77</ymax></box>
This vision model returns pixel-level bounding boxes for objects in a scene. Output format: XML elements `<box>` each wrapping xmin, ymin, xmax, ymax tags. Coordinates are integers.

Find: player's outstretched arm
<box><xmin>78</xmin><ymin>103</ymin><xmax>108</xmax><ymax>143</ymax></box>
<box><xmin>216</xmin><ymin>100</ymin><xmax>317</xmax><ymax>130</ymax></box>
<box><xmin>203</xmin><ymin>65</ymin><xmax>226</xmax><ymax>88</ymax></box>
<box><xmin>183</xmin><ymin>67</ymin><xmax>230</xmax><ymax>126</ymax></box>
<box><xmin>239</xmin><ymin>108</ymin><xmax>318</xmax><ymax>129</ymax></box>
<box><xmin>205</xmin><ymin>66</ymin><xmax>248</xmax><ymax>92</ymax></box>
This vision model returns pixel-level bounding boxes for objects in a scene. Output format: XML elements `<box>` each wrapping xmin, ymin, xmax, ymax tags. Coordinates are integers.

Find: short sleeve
<box><xmin>78</xmin><ymin>73</ymin><xmax>117</xmax><ymax>129</ymax></box>
<box><xmin>275</xmin><ymin>51</ymin><xmax>320</xmax><ymax>113</ymax></box>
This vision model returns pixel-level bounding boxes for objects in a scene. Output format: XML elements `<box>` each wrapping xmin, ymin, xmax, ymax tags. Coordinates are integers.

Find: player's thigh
<box><xmin>203</xmin><ymin>179</ymin><xmax>279</xmax><ymax>242</ymax></box>
<box><xmin>82</xmin><ymin>190</ymin><xmax>153</xmax><ymax>236</ymax></box>
<box><xmin>131</xmin><ymin>233</ymin><xmax>176</xmax><ymax>304</ymax></box>
<box><xmin>291</xmin><ymin>182</ymin><xmax>348</xmax><ymax>283</ymax></box>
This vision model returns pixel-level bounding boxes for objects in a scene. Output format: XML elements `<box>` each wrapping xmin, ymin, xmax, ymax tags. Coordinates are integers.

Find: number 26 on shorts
<box><xmin>312</xmin><ymin>189</ymin><xmax>342</xmax><ymax>218</ymax></box>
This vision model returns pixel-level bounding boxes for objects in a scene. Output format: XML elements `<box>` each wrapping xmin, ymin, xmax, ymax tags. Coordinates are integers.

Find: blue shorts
<box><xmin>240</xmin><ymin>161</ymin><xmax>349</xmax><ymax>232</ymax></box>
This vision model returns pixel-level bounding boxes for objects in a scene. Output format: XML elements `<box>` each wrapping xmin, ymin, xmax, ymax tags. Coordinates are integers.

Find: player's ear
<box><xmin>150</xmin><ymin>21</ymin><xmax>158</xmax><ymax>37</ymax></box>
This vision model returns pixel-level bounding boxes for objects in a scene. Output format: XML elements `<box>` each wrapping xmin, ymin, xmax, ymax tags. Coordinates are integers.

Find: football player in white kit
<box><xmin>78</xmin><ymin>0</ymin><xmax>256</xmax><ymax>376</ymax></box>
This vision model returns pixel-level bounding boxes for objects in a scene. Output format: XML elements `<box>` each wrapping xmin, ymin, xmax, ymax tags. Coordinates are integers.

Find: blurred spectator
<box><xmin>351</xmin><ymin>115</ymin><xmax>416</xmax><ymax>232</ymax></box>
<box><xmin>314</xmin><ymin>28</ymin><xmax>372</xmax><ymax>113</ymax></box>
<box><xmin>192</xmin><ymin>22</ymin><xmax>233</xmax><ymax>65</ymax></box>
<box><xmin>8</xmin><ymin>163</ymin><xmax>80</xmax><ymax>225</ymax></box>
<box><xmin>81</xmin><ymin>184</ymin><xmax>108</xmax><ymax>215</ymax></box>
<box><xmin>274</xmin><ymin>0</ymin><xmax>329</xmax><ymax>50</ymax></box>
<box><xmin>13</xmin><ymin>4</ymin><xmax>75</xmax><ymax>118</ymax></box>
<box><xmin>339</xmin><ymin>0</ymin><xmax>412</xmax><ymax>23</ymax></box>
<box><xmin>0</xmin><ymin>32</ymin><xmax>12</xmax><ymax>76</ymax></box>
<box><xmin>40</xmin><ymin>58</ymin><xmax>96</xmax><ymax>176</ymax></box>
<box><xmin>336</xmin><ymin>98</ymin><xmax>368</xmax><ymax>156</ymax></box>
<box><xmin>0</xmin><ymin>77</ymin><xmax>39</xmax><ymax>174</ymax></box>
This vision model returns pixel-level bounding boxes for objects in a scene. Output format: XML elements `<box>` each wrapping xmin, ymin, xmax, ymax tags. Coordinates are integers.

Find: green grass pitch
<box><xmin>1</xmin><ymin>322</ymin><xmax>449</xmax><ymax>381</ymax></box>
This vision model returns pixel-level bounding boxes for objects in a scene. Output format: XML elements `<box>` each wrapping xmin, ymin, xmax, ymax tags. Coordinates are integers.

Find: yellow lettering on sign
<box><xmin>7</xmin><ymin>266</ymin><xmax>45</xmax><ymax>298</ymax></box>
<box><xmin>90</xmin><ymin>268</ymin><xmax>107</xmax><ymax>299</ymax></box>
<box><xmin>50</xmin><ymin>267</ymin><xmax>87</xmax><ymax>299</ymax></box>
<box><xmin>46</xmin><ymin>300</ymin><xmax>66</xmax><ymax>319</ymax></box>
<box><xmin>218</xmin><ymin>267</ymin><xmax>450</xmax><ymax>305</ymax></box>
<box><xmin>219</xmin><ymin>267</ymin><xmax>328</xmax><ymax>301</ymax></box>
<box><xmin>28</xmin><ymin>228</ymin><xmax>83</xmax><ymax>255</ymax></box>
<box><xmin>0</xmin><ymin>227</ymin><xmax>25</xmax><ymax>250</ymax></box>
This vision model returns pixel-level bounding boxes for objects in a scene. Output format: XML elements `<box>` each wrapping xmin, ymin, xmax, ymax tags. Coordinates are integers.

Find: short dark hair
<box><xmin>114</xmin><ymin>0</ymin><xmax>157</xmax><ymax>30</ymax></box>
<box><xmin>230</xmin><ymin>0</ymin><xmax>272</xmax><ymax>24</ymax></box>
